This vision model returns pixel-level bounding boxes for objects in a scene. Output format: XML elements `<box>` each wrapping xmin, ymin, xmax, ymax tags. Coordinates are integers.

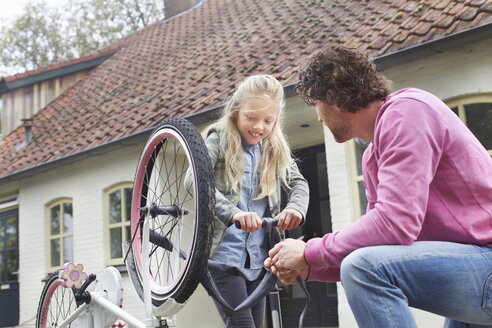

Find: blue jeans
<box><xmin>340</xmin><ymin>241</ymin><xmax>492</xmax><ymax>328</ymax></box>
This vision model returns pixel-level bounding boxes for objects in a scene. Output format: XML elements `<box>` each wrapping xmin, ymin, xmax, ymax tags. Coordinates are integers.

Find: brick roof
<box><xmin>1</xmin><ymin>0</ymin><xmax>491</xmax><ymax>180</ymax></box>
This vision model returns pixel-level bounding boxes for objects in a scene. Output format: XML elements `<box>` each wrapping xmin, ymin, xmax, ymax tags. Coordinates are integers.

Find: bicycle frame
<box><xmin>48</xmin><ymin>213</ymin><xmax>174</xmax><ymax>328</ymax></box>
<box><xmin>54</xmin><ymin>290</ymin><xmax>149</xmax><ymax>328</ymax></box>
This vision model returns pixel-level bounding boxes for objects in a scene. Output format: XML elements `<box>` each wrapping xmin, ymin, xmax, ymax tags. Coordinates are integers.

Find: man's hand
<box><xmin>265</xmin><ymin>238</ymin><xmax>308</xmax><ymax>272</ymax></box>
<box><xmin>265</xmin><ymin>256</ymin><xmax>309</xmax><ymax>284</ymax></box>
<box><xmin>232</xmin><ymin>211</ymin><xmax>262</xmax><ymax>232</ymax></box>
<box><xmin>277</xmin><ymin>208</ymin><xmax>303</xmax><ymax>230</ymax></box>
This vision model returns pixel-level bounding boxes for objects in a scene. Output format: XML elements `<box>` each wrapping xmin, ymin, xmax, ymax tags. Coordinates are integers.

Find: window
<box><xmin>105</xmin><ymin>183</ymin><xmax>133</xmax><ymax>265</ymax></box>
<box><xmin>447</xmin><ymin>95</ymin><xmax>492</xmax><ymax>156</ymax></box>
<box><xmin>350</xmin><ymin>94</ymin><xmax>492</xmax><ymax>217</ymax></box>
<box><xmin>0</xmin><ymin>209</ymin><xmax>18</xmax><ymax>283</ymax></box>
<box><xmin>47</xmin><ymin>199</ymin><xmax>73</xmax><ymax>272</ymax></box>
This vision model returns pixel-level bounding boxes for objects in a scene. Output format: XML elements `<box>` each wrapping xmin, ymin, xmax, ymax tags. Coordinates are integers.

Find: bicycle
<box><xmin>35</xmin><ymin>117</ymin><xmax>308</xmax><ymax>328</ymax></box>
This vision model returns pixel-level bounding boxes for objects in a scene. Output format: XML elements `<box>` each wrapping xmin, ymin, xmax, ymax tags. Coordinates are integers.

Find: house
<box><xmin>0</xmin><ymin>0</ymin><xmax>491</xmax><ymax>327</ymax></box>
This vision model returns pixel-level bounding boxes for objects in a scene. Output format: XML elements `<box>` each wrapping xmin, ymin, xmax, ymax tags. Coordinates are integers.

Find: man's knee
<box><xmin>340</xmin><ymin>246</ymin><xmax>383</xmax><ymax>285</ymax></box>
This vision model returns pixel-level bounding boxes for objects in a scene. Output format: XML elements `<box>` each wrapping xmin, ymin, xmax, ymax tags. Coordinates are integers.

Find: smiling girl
<box><xmin>202</xmin><ymin>74</ymin><xmax>309</xmax><ymax>327</ymax></box>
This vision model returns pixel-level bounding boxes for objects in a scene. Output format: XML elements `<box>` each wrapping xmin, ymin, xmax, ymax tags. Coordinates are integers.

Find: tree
<box><xmin>0</xmin><ymin>0</ymin><xmax>165</xmax><ymax>77</ymax></box>
<box><xmin>0</xmin><ymin>2</ymin><xmax>69</xmax><ymax>74</ymax></box>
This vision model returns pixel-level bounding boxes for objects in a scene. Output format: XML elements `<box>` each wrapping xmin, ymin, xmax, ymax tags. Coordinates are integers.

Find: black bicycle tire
<box><xmin>130</xmin><ymin>117</ymin><xmax>215</xmax><ymax>306</ymax></box>
<box><xmin>35</xmin><ymin>271</ymin><xmax>77</xmax><ymax>328</ymax></box>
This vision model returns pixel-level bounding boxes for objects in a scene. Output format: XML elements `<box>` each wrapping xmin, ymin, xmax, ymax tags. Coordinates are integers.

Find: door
<box><xmin>0</xmin><ymin>208</ymin><xmax>19</xmax><ymax>327</ymax></box>
<box><xmin>279</xmin><ymin>145</ymin><xmax>338</xmax><ymax>327</ymax></box>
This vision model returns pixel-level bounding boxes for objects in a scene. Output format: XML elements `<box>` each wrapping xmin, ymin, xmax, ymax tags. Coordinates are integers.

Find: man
<box><xmin>265</xmin><ymin>45</ymin><xmax>492</xmax><ymax>328</ymax></box>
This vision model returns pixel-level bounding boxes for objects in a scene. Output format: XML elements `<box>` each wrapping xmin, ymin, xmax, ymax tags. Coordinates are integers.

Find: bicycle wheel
<box><xmin>129</xmin><ymin>117</ymin><xmax>215</xmax><ymax>308</ymax></box>
<box><xmin>36</xmin><ymin>271</ymin><xmax>78</xmax><ymax>328</ymax></box>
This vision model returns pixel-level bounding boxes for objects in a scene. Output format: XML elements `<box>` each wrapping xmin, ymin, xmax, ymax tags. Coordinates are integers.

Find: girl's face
<box><xmin>236</xmin><ymin>97</ymin><xmax>278</xmax><ymax>145</ymax></box>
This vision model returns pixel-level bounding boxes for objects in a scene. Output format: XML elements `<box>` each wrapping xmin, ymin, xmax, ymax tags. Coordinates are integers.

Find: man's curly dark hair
<box><xmin>296</xmin><ymin>44</ymin><xmax>391</xmax><ymax>113</ymax></box>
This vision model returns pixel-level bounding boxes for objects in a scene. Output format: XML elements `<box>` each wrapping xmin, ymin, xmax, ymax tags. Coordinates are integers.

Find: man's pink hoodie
<box><xmin>304</xmin><ymin>88</ymin><xmax>492</xmax><ymax>282</ymax></box>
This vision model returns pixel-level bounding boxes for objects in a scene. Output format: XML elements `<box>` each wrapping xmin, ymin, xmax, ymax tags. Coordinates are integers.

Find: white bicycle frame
<box><xmin>53</xmin><ymin>214</ymin><xmax>173</xmax><ymax>328</ymax></box>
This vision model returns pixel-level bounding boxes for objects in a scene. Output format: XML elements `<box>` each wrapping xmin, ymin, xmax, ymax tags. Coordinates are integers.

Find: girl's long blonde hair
<box><xmin>203</xmin><ymin>74</ymin><xmax>293</xmax><ymax>199</ymax></box>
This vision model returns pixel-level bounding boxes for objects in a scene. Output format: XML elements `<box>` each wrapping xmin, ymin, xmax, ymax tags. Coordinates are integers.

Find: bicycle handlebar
<box><xmin>234</xmin><ymin>217</ymin><xmax>278</xmax><ymax>231</ymax></box>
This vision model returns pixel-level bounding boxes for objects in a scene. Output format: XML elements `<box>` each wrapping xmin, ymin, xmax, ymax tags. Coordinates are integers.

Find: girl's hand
<box><xmin>277</xmin><ymin>208</ymin><xmax>302</xmax><ymax>230</ymax></box>
<box><xmin>232</xmin><ymin>211</ymin><xmax>262</xmax><ymax>232</ymax></box>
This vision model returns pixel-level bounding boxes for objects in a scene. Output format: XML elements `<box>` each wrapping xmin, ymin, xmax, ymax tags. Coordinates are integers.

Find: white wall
<box><xmin>383</xmin><ymin>38</ymin><xmax>492</xmax><ymax>99</ymax></box>
<box><xmin>16</xmin><ymin>143</ymin><xmax>222</xmax><ymax>327</ymax></box>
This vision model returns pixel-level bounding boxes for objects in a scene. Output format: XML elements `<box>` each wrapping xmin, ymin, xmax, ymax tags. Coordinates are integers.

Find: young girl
<box><xmin>203</xmin><ymin>74</ymin><xmax>309</xmax><ymax>327</ymax></box>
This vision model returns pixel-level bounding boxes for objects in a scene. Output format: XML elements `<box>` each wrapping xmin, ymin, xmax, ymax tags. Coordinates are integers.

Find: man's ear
<box><xmin>333</xmin><ymin>104</ymin><xmax>343</xmax><ymax>113</ymax></box>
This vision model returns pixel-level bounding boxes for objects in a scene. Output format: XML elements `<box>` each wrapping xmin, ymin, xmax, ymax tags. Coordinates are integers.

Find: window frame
<box><xmin>104</xmin><ymin>182</ymin><xmax>133</xmax><ymax>266</ymax></box>
<box><xmin>45</xmin><ymin>198</ymin><xmax>73</xmax><ymax>273</ymax></box>
<box><xmin>348</xmin><ymin>139</ymin><xmax>367</xmax><ymax>220</ymax></box>
<box><xmin>445</xmin><ymin>93</ymin><xmax>492</xmax><ymax>156</ymax></box>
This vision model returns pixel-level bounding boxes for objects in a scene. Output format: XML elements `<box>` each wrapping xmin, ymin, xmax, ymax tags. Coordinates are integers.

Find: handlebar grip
<box><xmin>234</xmin><ymin>217</ymin><xmax>279</xmax><ymax>229</ymax></box>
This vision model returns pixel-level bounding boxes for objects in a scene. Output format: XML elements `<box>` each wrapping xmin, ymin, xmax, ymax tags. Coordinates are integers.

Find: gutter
<box><xmin>374</xmin><ymin>22</ymin><xmax>492</xmax><ymax>69</ymax></box>
<box><xmin>0</xmin><ymin>53</ymin><xmax>115</xmax><ymax>93</ymax></box>
<box><xmin>1</xmin><ymin>22</ymin><xmax>491</xmax><ymax>184</ymax></box>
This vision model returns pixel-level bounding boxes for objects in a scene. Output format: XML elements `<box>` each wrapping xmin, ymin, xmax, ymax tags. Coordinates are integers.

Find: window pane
<box><xmin>354</xmin><ymin>138</ymin><xmax>370</xmax><ymax>176</ymax></box>
<box><xmin>109</xmin><ymin>190</ymin><xmax>122</xmax><ymax>224</ymax></box>
<box><xmin>51</xmin><ymin>239</ymin><xmax>60</xmax><ymax>267</ymax></box>
<box><xmin>125</xmin><ymin>225</ymin><xmax>131</xmax><ymax>242</ymax></box>
<box><xmin>358</xmin><ymin>181</ymin><xmax>368</xmax><ymax>215</ymax></box>
<box><xmin>451</xmin><ymin>106</ymin><xmax>459</xmax><ymax>116</ymax></box>
<box><xmin>464</xmin><ymin>103</ymin><xmax>492</xmax><ymax>150</ymax></box>
<box><xmin>6</xmin><ymin>217</ymin><xmax>17</xmax><ymax>248</ymax></box>
<box><xmin>6</xmin><ymin>250</ymin><xmax>17</xmax><ymax>281</ymax></box>
<box><xmin>124</xmin><ymin>188</ymin><xmax>132</xmax><ymax>222</ymax></box>
<box><xmin>63</xmin><ymin>203</ymin><xmax>73</xmax><ymax>233</ymax></box>
<box><xmin>63</xmin><ymin>236</ymin><xmax>73</xmax><ymax>263</ymax></box>
<box><xmin>110</xmin><ymin>228</ymin><xmax>122</xmax><ymax>259</ymax></box>
<box><xmin>50</xmin><ymin>206</ymin><xmax>60</xmax><ymax>235</ymax></box>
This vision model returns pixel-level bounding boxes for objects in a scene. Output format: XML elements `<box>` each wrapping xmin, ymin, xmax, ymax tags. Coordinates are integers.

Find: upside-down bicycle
<box><xmin>35</xmin><ymin>117</ymin><xmax>309</xmax><ymax>328</ymax></box>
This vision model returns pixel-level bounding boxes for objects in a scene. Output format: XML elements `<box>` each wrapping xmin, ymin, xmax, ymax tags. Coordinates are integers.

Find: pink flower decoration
<box><xmin>60</xmin><ymin>262</ymin><xmax>88</xmax><ymax>289</ymax></box>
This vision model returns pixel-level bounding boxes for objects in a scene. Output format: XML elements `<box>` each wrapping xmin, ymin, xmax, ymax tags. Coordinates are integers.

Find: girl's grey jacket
<box><xmin>203</xmin><ymin>127</ymin><xmax>310</xmax><ymax>256</ymax></box>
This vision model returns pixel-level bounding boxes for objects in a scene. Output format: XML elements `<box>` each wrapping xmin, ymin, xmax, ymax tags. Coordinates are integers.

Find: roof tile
<box><xmin>459</xmin><ymin>6</ymin><xmax>480</xmax><ymax>20</ymax></box>
<box><xmin>413</xmin><ymin>21</ymin><xmax>433</xmax><ymax>35</ymax></box>
<box><xmin>422</xmin><ymin>8</ymin><xmax>447</xmax><ymax>22</ymax></box>
<box><xmin>435</xmin><ymin>14</ymin><xmax>456</xmax><ymax>28</ymax></box>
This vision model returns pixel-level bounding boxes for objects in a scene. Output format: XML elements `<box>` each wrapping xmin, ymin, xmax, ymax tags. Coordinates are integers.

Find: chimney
<box><xmin>15</xmin><ymin>118</ymin><xmax>33</xmax><ymax>151</ymax></box>
<box><xmin>164</xmin><ymin>0</ymin><xmax>202</xmax><ymax>19</ymax></box>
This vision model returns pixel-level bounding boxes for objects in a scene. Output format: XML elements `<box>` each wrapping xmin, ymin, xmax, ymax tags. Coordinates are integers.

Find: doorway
<box><xmin>279</xmin><ymin>144</ymin><xmax>338</xmax><ymax>327</ymax></box>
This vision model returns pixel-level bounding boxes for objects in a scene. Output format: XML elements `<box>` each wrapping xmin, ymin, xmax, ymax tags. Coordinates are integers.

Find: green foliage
<box><xmin>0</xmin><ymin>0</ymin><xmax>165</xmax><ymax>76</ymax></box>
<box><xmin>0</xmin><ymin>2</ymin><xmax>68</xmax><ymax>73</ymax></box>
